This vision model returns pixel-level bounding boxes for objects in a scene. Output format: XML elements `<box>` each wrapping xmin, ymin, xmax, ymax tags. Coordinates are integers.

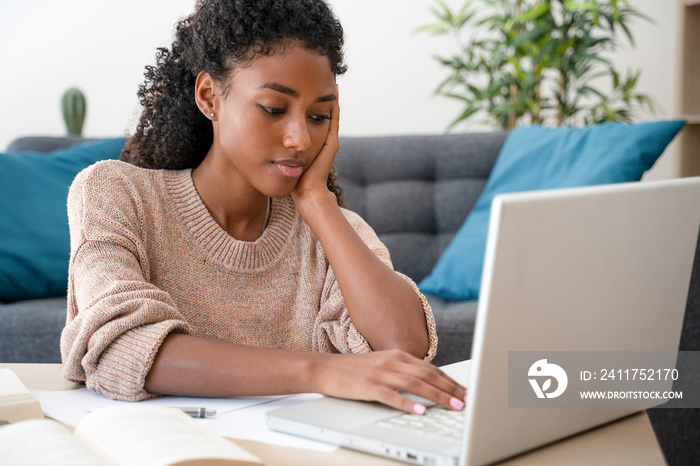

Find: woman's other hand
<box><xmin>291</xmin><ymin>87</ymin><xmax>340</xmax><ymax>206</ymax></box>
<box><xmin>311</xmin><ymin>349</ymin><xmax>467</xmax><ymax>414</ymax></box>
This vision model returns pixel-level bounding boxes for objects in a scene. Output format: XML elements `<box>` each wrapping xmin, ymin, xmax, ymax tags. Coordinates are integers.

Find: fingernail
<box><xmin>450</xmin><ymin>397</ymin><xmax>465</xmax><ymax>410</ymax></box>
<box><xmin>413</xmin><ymin>403</ymin><xmax>426</xmax><ymax>415</ymax></box>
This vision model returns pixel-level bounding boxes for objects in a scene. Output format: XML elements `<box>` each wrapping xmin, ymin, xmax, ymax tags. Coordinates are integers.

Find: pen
<box><xmin>85</xmin><ymin>407</ymin><xmax>217</xmax><ymax>418</ymax></box>
<box><xmin>177</xmin><ymin>407</ymin><xmax>217</xmax><ymax>418</ymax></box>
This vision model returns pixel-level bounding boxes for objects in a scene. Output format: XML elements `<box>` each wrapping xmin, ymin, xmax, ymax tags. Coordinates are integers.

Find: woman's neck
<box><xmin>192</xmin><ymin>154</ymin><xmax>270</xmax><ymax>242</ymax></box>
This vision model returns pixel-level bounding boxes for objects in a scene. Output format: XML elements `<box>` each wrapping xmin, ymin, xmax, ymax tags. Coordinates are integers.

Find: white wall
<box><xmin>611</xmin><ymin>0</ymin><xmax>679</xmax><ymax>180</ymax></box>
<box><xmin>0</xmin><ymin>0</ymin><xmax>195</xmax><ymax>146</ymax></box>
<box><xmin>0</xmin><ymin>0</ymin><xmax>678</xmax><ymax>178</ymax></box>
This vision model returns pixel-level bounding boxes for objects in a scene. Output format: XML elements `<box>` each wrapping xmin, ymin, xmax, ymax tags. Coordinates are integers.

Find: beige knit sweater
<box><xmin>60</xmin><ymin>160</ymin><xmax>437</xmax><ymax>401</ymax></box>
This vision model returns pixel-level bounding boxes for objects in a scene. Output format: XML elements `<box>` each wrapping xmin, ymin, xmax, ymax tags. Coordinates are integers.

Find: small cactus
<box><xmin>61</xmin><ymin>88</ymin><xmax>86</xmax><ymax>136</ymax></box>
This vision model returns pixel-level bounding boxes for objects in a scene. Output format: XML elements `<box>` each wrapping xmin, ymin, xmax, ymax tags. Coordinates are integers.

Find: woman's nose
<box><xmin>282</xmin><ymin>116</ymin><xmax>312</xmax><ymax>151</ymax></box>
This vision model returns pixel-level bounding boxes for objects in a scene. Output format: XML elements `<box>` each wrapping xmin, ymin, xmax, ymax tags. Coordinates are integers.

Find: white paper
<box><xmin>30</xmin><ymin>388</ymin><xmax>337</xmax><ymax>453</ymax></box>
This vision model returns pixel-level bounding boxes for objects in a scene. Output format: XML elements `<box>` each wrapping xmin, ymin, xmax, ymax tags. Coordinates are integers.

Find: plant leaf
<box><xmin>515</xmin><ymin>3</ymin><xmax>550</xmax><ymax>24</ymax></box>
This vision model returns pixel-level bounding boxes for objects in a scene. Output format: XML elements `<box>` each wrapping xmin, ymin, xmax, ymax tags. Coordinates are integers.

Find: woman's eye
<box><xmin>259</xmin><ymin>105</ymin><xmax>285</xmax><ymax>115</ymax></box>
<box><xmin>309</xmin><ymin>114</ymin><xmax>331</xmax><ymax>123</ymax></box>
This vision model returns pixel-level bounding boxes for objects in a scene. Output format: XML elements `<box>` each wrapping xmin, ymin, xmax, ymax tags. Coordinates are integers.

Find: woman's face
<box><xmin>210</xmin><ymin>43</ymin><xmax>337</xmax><ymax>198</ymax></box>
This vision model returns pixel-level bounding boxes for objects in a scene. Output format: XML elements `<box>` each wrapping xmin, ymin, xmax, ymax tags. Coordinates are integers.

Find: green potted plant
<box><xmin>416</xmin><ymin>0</ymin><xmax>655</xmax><ymax>130</ymax></box>
<box><xmin>62</xmin><ymin>87</ymin><xmax>87</xmax><ymax>136</ymax></box>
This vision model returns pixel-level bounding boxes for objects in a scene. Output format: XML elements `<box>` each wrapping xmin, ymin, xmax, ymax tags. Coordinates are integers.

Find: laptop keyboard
<box><xmin>375</xmin><ymin>406</ymin><xmax>465</xmax><ymax>443</ymax></box>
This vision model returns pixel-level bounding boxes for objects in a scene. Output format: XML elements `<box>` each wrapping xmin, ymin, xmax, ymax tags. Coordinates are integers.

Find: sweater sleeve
<box><xmin>60</xmin><ymin>162</ymin><xmax>191</xmax><ymax>401</ymax></box>
<box><xmin>313</xmin><ymin>209</ymin><xmax>438</xmax><ymax>362</ymax></box>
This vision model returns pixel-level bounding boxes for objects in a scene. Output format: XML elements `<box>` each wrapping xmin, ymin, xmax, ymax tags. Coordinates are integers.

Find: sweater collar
<box><xmin>165</xmin><ymin>169</ymin><xmax>300</xmax><ymax>272</ymax></box>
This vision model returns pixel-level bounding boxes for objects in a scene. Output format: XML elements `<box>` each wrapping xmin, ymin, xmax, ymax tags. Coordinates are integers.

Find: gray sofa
<box><xmin>2</xmin><ymin>133</ymin><xmax>698</xmax><ymax>465</ymax></box>
<box><xmin>0</xmin><ymin>132</ymin><xmax>506</xmax><ymax>366</ymax></box>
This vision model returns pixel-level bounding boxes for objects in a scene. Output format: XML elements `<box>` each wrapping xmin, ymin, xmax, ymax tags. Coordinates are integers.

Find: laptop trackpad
<box><xmin>268</xmin><ymin>396</ymin><xmax>405</xmax><ymax>430</ymax></box>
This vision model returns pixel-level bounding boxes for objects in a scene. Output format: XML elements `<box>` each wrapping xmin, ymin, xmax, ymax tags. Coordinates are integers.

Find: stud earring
<box><xmin>210</xmin><ymin>112</ymin><xmax>215</xmax><ymax>118</ymax></box>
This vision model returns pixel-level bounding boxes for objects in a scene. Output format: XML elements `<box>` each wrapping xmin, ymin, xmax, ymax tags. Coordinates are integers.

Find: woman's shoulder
<box><xmin>73</xmin><ymin>159</ymin><xmax>159</xmax><ymax>189</ymax></box>
<box><xmin>69</xmin><ymin>160</ymin><xmax>189</xmax><ymax>216</ymax></box>
<box><xmin>68</xmin><ymin>161</ymin><xmax>193</xmax><ymax>237</ymax></box>
<box><xmin>71</xmin><ymin>160</ymin><xmax>189</xmax><ymax>200</ymax></box>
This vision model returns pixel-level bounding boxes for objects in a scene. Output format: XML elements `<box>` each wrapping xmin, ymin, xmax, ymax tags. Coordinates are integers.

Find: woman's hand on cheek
<box><xmin>290</xmin><ymin>95</ymin><xmax>340</xmax><ymax>207</ymax></box>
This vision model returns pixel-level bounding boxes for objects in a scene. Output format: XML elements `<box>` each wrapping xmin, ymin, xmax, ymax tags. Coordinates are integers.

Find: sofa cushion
<box><xmin>0</xmin><ymin>138</ymin><xmax>126</xmax><ymax>302</ymax></box>
<box><xmin>419</xmin><ymin>120</ymin><xmax>686</xmax><ymax>301</ymax></box>
<box><xmin>336</xmin><ymin>132</ymin><xmax>508</xmax><ymax>283</ymax></box>
<box><xmin>425</xmin><ymin>296</ymin><xmax>478</xmax><ymax>366</ymax></box>
<box><xmin>0</xmin><ymin>296</ymin><xmax>67</xmax><ymax>362</ymax></box>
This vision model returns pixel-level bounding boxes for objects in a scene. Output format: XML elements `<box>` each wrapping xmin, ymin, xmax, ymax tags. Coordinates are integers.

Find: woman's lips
<box><xmin>273</xmin><ymin>160</ymin><xmax>304</xmax><ymax>178</ymax></box>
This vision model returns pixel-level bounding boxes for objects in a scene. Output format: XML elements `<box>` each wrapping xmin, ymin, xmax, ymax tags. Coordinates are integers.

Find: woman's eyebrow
<box><xmin>258</xmin><ymin>82</ymin><xmax>336</xmax><ymax>103</ymax></box>
<box><xmin>314</xmin><ymin>94</ymin><xmax>337</xmax><ymax>103</ymax></box>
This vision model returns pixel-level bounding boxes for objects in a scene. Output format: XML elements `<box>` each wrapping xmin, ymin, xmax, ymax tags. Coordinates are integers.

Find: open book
<box><xmin>0</xmin><ymin>369</ymin><xmax>44</xmax><ymax>424</ymax></box>
<box><xmin>0</xmin><ymin>405</ymin><xmax>262</xmax><ymax>465</ymax></box>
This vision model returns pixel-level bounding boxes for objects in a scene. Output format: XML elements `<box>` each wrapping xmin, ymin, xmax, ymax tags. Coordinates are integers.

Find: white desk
<box><xmin>1</xmin><ymin>363</ymin><xmax>667</xmax><ymax>466</ymax></box>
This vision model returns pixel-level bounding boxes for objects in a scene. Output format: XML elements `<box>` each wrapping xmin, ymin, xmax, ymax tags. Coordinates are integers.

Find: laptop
<box><xmin>266</xmin><ymin>177</ymin><xmax>700</xmax><ymax>466</ymax></box>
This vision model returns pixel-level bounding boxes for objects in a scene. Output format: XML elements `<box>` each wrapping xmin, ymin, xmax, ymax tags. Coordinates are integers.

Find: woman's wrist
<box><xmin>291</xmin><ymin>188</ymin><xmax>339</xmax><ymax>226</ymax></box>
<box><xmin>302</xmin><ymin>351</ymin><xmax>333</xmax><ymax>394</ymax></box>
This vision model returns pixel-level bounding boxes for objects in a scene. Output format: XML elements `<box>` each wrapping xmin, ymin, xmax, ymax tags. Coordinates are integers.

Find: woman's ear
<box><xmin>194</xmin><ymin>72</ymin><xmax>218</xmax><ymax>120</ymax></box>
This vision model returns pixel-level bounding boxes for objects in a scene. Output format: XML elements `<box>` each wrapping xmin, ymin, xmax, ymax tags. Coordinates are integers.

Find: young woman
<box><xmin>61</xmin><ymin>0</ymin><xmax>466</xmax><ymax>415</ymax></box>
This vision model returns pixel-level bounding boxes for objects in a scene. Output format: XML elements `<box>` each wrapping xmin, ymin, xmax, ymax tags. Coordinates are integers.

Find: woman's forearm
<box><xmin>145</xmin><ymin>333</ymin><xmax>467</xmax><ymax>415</ymax></box>
<box><xmin>145</xmin><ymin>333</ymin><xmax>320</xmax><ymax>396</ymax></box>
<box><xmin>293</xmin><ymin>191</ymin><xmax>430</xmax><ymax>358</ymax></box>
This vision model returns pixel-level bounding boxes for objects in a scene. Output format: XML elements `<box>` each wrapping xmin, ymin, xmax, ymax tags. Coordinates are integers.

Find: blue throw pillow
<box><xmin>0</xmin><ymin>138</ymin><xmax>126</xmax><ymax>302</ymax></box>
<box><xmin>419</xmin><ymin>120</ymin><xmax>685</xmax><ymax>301</ymax></box>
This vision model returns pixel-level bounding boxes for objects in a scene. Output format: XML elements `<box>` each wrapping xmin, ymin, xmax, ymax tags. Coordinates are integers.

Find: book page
<box><xmin>0</xmin><ymin>419</ymin><xmax>107</xmax><ymax>466</ymax></box>
<box><xmin>73</xmin><ymin>405</ymin><xmax>260</xmax><ymax>466</ymax></box>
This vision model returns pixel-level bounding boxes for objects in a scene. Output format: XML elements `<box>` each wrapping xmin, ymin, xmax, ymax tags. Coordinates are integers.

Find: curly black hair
<box><xmin>120</xmin><ymin>0</ymin><xmax>347</xmax><ymax>206</ymax></box>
